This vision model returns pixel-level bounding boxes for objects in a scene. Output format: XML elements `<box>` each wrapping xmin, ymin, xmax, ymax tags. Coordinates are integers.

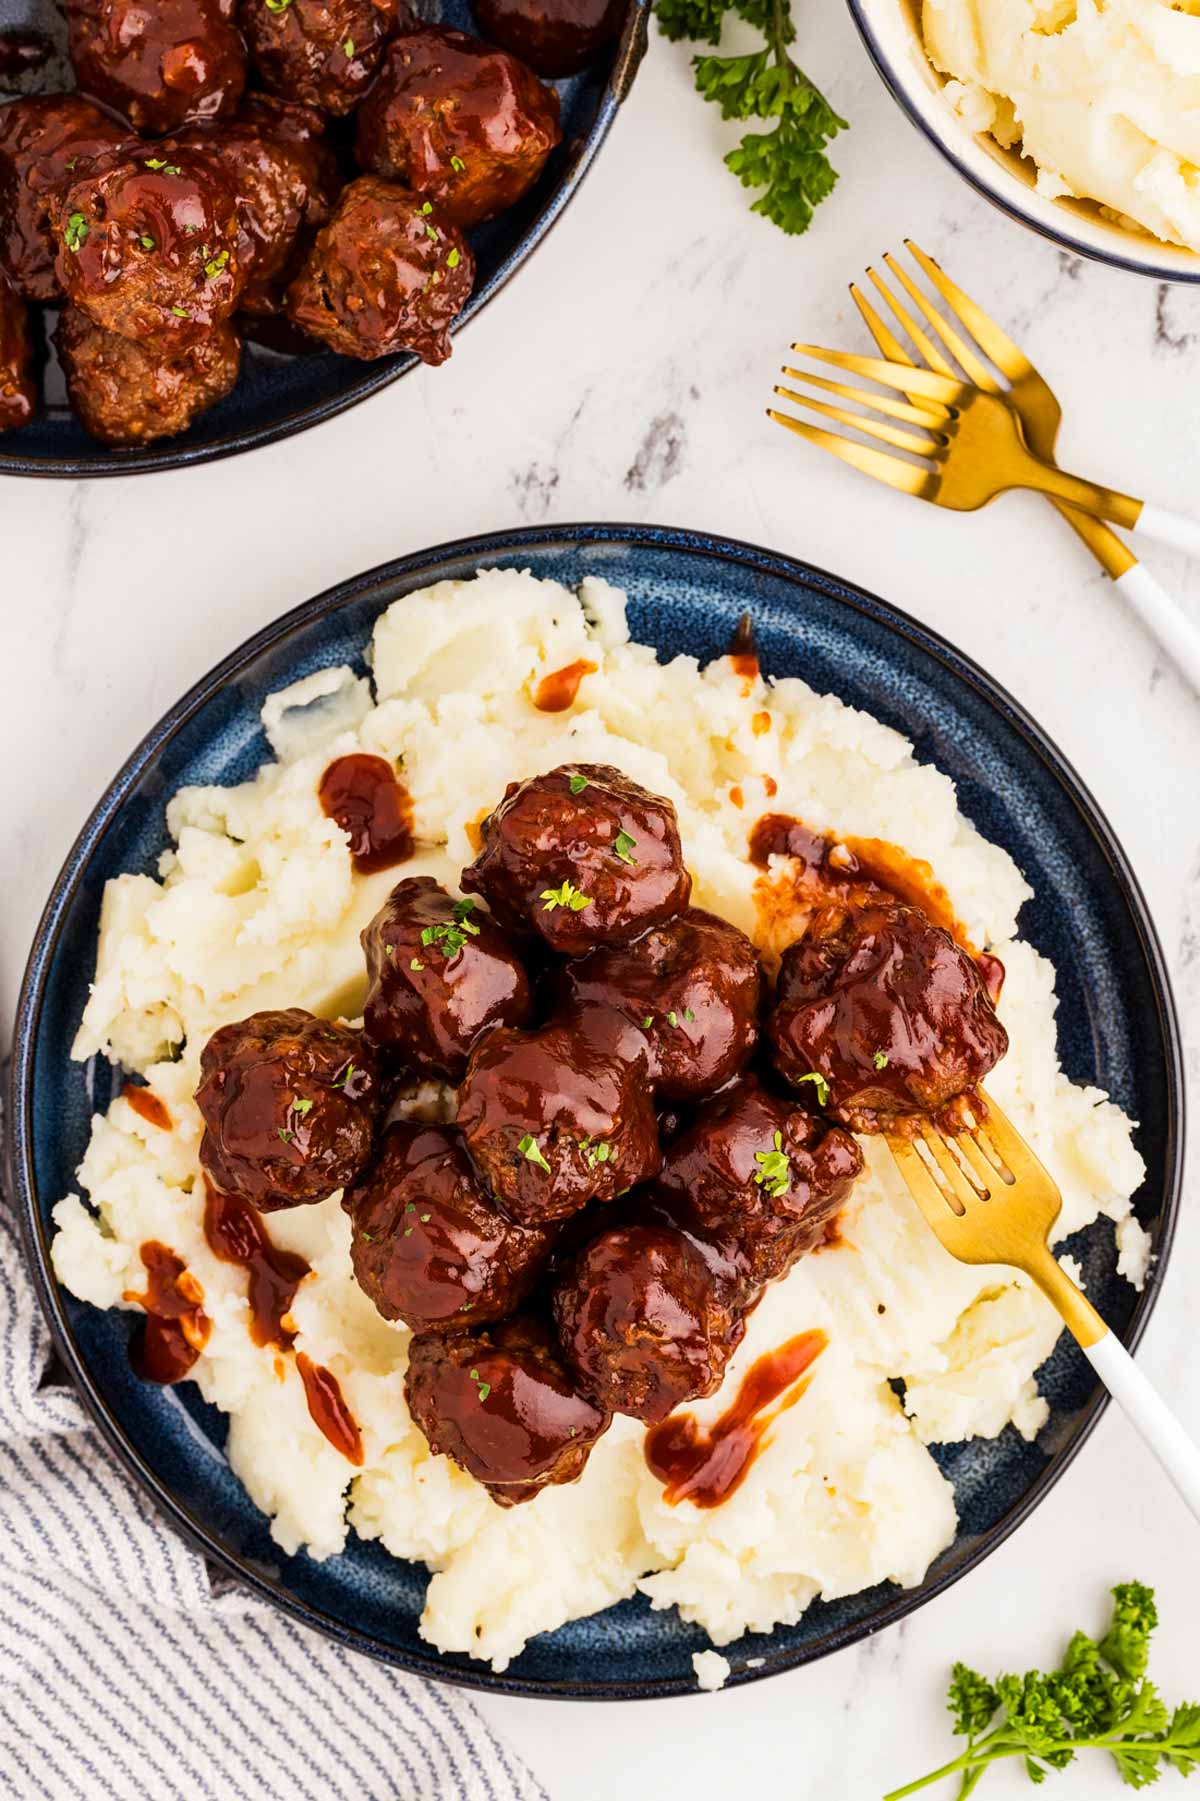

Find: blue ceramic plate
<box><xmin>0</xmin><ymin>0</ymin><xmax>649</xmax><ymax>477</ymax></box>
<box><xmin>9</xmin><ymin>525</ymin><xmax>1185</xmax><ymax>1697</ymax></box>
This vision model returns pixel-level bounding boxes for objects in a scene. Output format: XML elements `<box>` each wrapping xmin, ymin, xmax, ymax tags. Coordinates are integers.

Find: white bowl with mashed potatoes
<box><xmin>847</xmin><ymin>0</ymin><xmax>1200</xmax><ymax>280</ymax></box>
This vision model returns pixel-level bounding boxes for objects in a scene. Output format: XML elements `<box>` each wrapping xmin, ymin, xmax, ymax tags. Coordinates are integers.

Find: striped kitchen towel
<box><xmin>0</xmin><ymin>1171</ymin><xmax>545</xmax><ymax>1801</ymax></box>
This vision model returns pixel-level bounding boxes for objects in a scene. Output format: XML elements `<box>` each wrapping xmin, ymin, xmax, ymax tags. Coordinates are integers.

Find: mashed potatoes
<box><xmin>924</xmin><ymin>0</ymin><xmax>1200</xmax><ymax>252</ymax></box>
<box><xmin>51</xmin><ymin>570</ymin><xmax>1150</xmax><ymax>1671</ymax></box>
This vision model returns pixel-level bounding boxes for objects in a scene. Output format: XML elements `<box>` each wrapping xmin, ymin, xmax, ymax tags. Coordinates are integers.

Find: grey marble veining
<box><xmin>2</xmin><ymin>7</ymin><xmax>1198</xmax><ymax>1794</ymax></box>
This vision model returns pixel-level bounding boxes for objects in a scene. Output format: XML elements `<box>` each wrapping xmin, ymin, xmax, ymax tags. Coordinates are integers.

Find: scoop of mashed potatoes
<box><xmin>51</xmin><ymin>570</ymin><xmax>1149</xmax><ymax>1672</ymax></box>
<box><xmin>924</xmin><ymin>0</ymin><xmax>1200</xmax><ymax>252</ymax></box>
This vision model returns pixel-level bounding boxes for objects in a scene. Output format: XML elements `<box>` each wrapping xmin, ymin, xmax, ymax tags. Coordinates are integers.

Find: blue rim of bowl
<box><xmin>844</xmin><ymin>0</ymin><xmax>1200</xmax><ymax>285</ymax></box>
<box><xmin>7</xmin><ymin>522</ymin><xmax>1186</xmax><ymax>1698</ymax></box>
<box><xmin>0</xmin><ymin>1</ymin><xmax>651</xmax><ymax>480</ymax></box>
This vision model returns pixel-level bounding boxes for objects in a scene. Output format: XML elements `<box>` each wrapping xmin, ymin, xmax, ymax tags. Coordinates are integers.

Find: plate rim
<box><xmin>7</xmin><ymin>521</ymin><xmax>1186</xmax><ymax>1698</ymax></box>
<box><xmin>0</xmin><ymin>0</ymin><xmax>652</xmax><ymax>480</ymax></box>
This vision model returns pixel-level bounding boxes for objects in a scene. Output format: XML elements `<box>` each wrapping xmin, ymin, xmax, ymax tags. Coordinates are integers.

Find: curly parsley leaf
<box><xmin>886</xmin><ymin>1583</ymin><xmax>1200</xmax><ymax>1798</ymax></box>
<box><xmin>655</xmin><ymin>0</ymin><xmax>845</xmax><ymax>236</ymax></box>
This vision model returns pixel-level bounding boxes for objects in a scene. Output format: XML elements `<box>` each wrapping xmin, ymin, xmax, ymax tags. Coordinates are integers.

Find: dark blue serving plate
<box><xmin>0</xmin><ymin>0</ymin><xmax>649</xmax><ymax>477</ymax></box>
<box><xmin>9</xmin><ymin>525</ymin><xmax>1185</xmax><ymax>1697</ymax></box>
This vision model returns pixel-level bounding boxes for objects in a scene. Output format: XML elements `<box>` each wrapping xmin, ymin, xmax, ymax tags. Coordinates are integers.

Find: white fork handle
<box><xmin>1114</xmin><ymin>561</ymin><xmax>1200</xmax><ymax>696</ymax></box>
<box><xmin>1084</xmin><ymin>1331</ymin><xmax>1200</xmax><ymax>1523</ymax></box>
<box><xmin>1133</xmin><ymin>503</ymin><xmax>1200</xmax><ymax>560</ymax></box>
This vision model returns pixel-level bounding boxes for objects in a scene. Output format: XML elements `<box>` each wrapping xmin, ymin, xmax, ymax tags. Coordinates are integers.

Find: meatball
<box><xmin>239</xmin><ymin>0</ymin><xmax>407</xmax><ymax>116</ymax></box>
<box><xmin>173</xmin><ymin>117</ymin><xmax>338</xmax><ymax>313</ymax></box>
<box><xmin>55</xmin><ymin>305</ymin><xmax>240</xmax><ymax>444</ymax></box>
<box><xmin>344</xmin><ymin>1121</ymin><xmax>553</xmax><ymax>1330</ymax></box>
<box><xmin>361</xmin><ymin>878</ymin><xmax>532</xmax><ymax>1078</ymax></box>
<box><xmin>196</xmin><ymin>1008</ymin><xmax>382</xmax><ymax>1211</ymax></box>
<box><xmin>557</xmin><ymin>907</ymin><xmax>761</xmax><ymax>1101</ymax></box>
<box><xmin>654</xmin><ymin>1074</ymin><xmax>863</xmax><ymax>1295</ymax></box>
<box><xmin>52</xmin><ymin>143</ymin><xmax>242</xmax><ymax>351</ymax></box>
<box><xmin>462</xmin><ymin>764</ymin><xmax>692</xmax><ymax>957</ymax></box>
<box><xmin>769</xmin><ymin>902</ymin><xmax>1009</xmax><ymax>1133</ymax></box>
<box><xmin>66</xmin><ymin>0</ymin><xmax>246</xmax><ymax>137</ymax></box>
<box><xmin>472</xmin><ymin>0</ymin><xmax>628</xmax><ymax>77</ymax></box>
<box><xmin>285</xmin><ymin>175</ymin><xmax>472</xmax><ymax>365</ymax></box>
<box><xmin>355</xmin><ymin>27</ymin><xmax>561</xmax><ymax>230</ymax></box>
<box><xmin>0</xmin><ymin>95</ymin><xmax>128</xmax><ymax>303</ymax></box>
<box><xmin>0</xmin><ymin>278</ymin><xmax>35</xmax><ymax>432</ymax></box>
<box><xmin>404</xmin><ymin>1314</ymin><xmax>611</xmax><ymax>1505</ymax></box>
<box><xmin>457</xmin><ymin>1005</ymin><xmax>661</xmax><ymax>1226</ymax></box>
<box><xmin>553</xmin><ymin>1222</ymin><xmax>743</xmax><ymax>1423</ymax></box>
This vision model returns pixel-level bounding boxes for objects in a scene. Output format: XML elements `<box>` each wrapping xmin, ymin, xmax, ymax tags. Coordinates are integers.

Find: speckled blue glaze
<box><xmin>0</xmin><ymin>0</ymin><xmax>650</xmax><ymax>478</ymax></box>
<box><xmin>8</xmin><ymin>525</ymin><xmax>1185</xmax><ymax>1698</ymax></box>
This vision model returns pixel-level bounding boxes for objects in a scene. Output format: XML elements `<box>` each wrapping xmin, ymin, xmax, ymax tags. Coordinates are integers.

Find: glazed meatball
<box><xmin>239</xmin><ymin>0</ymin><xmax>407</xmax><ymax>116</ymax></box>
<box><xmin>553</xmin><ymin>1221</ymin><xmax>743</xmax><ymax>1423</ymax></box>
<box><xmin>0</xmin><ymin>95</ymin><xmax>128</xmax><ymax>302</ymax></box>
<box><xmin>66</xmin><ymin>0</ymin><xmax>246</xmax><ymax>137</ymax></box>
<box><xmin>472</xmin><ymin>0</ymin><xmax>628</xmax><ymax>77</ymax></box>
<box><xmin>52</xmin><ymin>143</ymin><xmax>242</xmax><ymax>351</ymax></box>
<box><xmin>457</xmin><ymin>1006</ymin><xmax>661</xmax><ymax>1226</ymax></box>
<box><xmin>769</xmin><ymin>902</ymin><xmax>1009</xmax><ymax>1133</ymax></box>
<box><xmin>0</xmin><ymin>277</ymin><xmax>35</xmax><ymax>432</ymax></box>
<box><xmin>55</xmin><ymin>304</ymin><xmax>240</xmax><ymax>444</ymax></box>
<box><xmin>557</xmin><ymin>907</ymin><xmax>761</xmax><ymax>1101</ymax></box>
<box><xmin>173</xmin><ymin>117</ymin><xmax>337</xmax><ymax>313</ymax></box>
<box><xmin>361</xmin><ymin>879</ymin><xmax>532</xmax><ymax>1078</ymax></box>
<box><xmin>462</xmin><ymin>765</ymin><xmax>692</xmax><ymax>957</ymax></box>
<box><xmin>404</xmin><ymin>1314</ymin><xmax>611</xmax><ymax>1505</ymax></box>
<box><xmin>355</xmin><ymin>28</ymin><xmax>561</xmax><ymax>231</ymax></box>
<box><xmin>654</xmin><ymin>1074</ymin><xmax>863</xmax><ymax>1295</ymax></box>
<box><xmin>344</xmin><ymin>1121</ymin><xmax>553</xmax><ymax>1330</ymax></box>
<box><xmin>196</xmin><ymin>1008</ymin><xmax>382</xmax><ymax>1211</ymax></box>
<box><xmin>285</xmin><ymin>175</ymin><xmax>472</xmax><ymax>364</ymax></box>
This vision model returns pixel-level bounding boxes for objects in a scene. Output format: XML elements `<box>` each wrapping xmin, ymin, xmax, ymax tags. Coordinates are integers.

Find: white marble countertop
<box><xmin>2</xmin><ymin>2</ymin><xmax>1199</xmax><ymax>1794</ymax></box>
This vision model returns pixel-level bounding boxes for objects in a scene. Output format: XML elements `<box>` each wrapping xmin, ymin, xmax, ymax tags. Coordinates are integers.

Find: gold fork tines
<box><xmin>769</xmin><ymin>341</ymin><xmax>1143</xmax><ymax>526</ymax></box>
<box><xmin>885</xmin><ymin>1093</ymin><xmax>1104</xmax><ymax>1348</ymax></box>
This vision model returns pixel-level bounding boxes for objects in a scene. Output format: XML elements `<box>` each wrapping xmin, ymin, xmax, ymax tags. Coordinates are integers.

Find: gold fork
<box><xmin>847</xmin><ymin>243</ymin><xmax>1200</xmax><ymax>694</ymax></box>
<box><xmin>887</xmin><ymin>1093</ymin><xmax>1200</xmax><ymax>1520</ymax></box>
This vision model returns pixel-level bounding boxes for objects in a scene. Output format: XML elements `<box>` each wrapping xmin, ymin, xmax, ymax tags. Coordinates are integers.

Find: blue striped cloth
<box><xmin>0</xmin><ymin>1151</ymin><xmax>545</xmax><ymax>1801</ymax></box>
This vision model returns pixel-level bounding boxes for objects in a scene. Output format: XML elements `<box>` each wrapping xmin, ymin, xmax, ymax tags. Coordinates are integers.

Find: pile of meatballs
<box><xmin>194</xmin><ymin>763</ymin><xmax>1008</xmax><ymax>1506</ymax></box>
<box><xmin>0</xmin><ymin>0</ymin><xmax>625</xmax><ymax>445</ymax></box>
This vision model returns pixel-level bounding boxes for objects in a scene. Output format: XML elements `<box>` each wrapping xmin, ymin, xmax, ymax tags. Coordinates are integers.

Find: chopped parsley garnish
<box><xmin>358</xmin><ymin>1229</ymin><xmax>375</xmax><ymax>1242</ymax></box>
<box><xmin>144</xmin><ymin>158</ymin><xmax>181</xmax><ymax>174</ymax></box>
<box><xmin>421</xmin><ymin>201</ymin><xmax>433</xmax><ymax>214</ymax></box>
<box><xmin>63</xmin><ymin>213</ymin><xmax>88</xmax><ymax>253</ymax></box>
<box><xmin>264</xmin><ymin>0</ymin><xmax>291</xmax><ymax>11</ymax></box>
<box><xmin>612</xmin><ymin>829</ymin><xmax>638</xmax><ymax>866</ymax></box>
<box><xmin>410</xmin><ymin>957</ymin><xmax>424</xmax><ymax>971</ymax></box>
<box><xmin>517</xmin><ymin>1134</ymin><xmax>551</xmax><ymax>1174</ymax></box>
<box><xmin>667</xmin><ymin>1011</ymin><xmax>679</xmax><ymax>1028</ymax></box>
<box><xmin>568</xmin><ymin>773</ymin><xmax>589</xmax><ymax>794</ymax></box>
<box><xmin>468</xmin><ymin>1367</ymin><xmax>491</xmax><ymax>1403</ymax></box>
<box><xmin>420</xmin><ymin>1212</ymin><xmax>431</xmax><ymax>1222</ymax></box>
<box><xmin>419</xmin><ymin>906</ymin><xmax>480</xmax><ymax>959</ymax></box>
<box><xmin>276</xmin><ymin>1126</ymin><xmax>294</xmax><ymax>1145</ymax></box>
<box><xmin>139</xmin><ymin>234</ymin><xmax>156</xmax><ymax>251</ymax></box>
<box><xmin>684</xmin><ymin>1007</ymin><xmax>695</xmax><ymax>1022</ymax></box>
<box><xmin>450</xmin><ymin>154</ymin><xmax>465</xmax><ymax>172</ymax></box>
<box><xmin>753</xmin><ymin>1130</ymin><xmax>791</xmax><ymax>1198</ymax></box>
<box><xmin>171</xmin><ymin>305</ymin><xmax>191</xmax><ymax>318</ymax></box>
<box><xmin>333</xmin><ymin>1062</ymin><xmax>357</xmax><ymax>1090</ymax></box>
<box><xmin>342</xmin><ymin>35</ymin><xmax>354</xmax><ymax>53</ymax></box>
<box><xmin>642</xmin><ymin>1015</ymin><xmax>654</xmax><ymax>1029</ymax></box>
<box><xmin>795</xmin><ymin>1071</ymin><xmax>831</xmax><ymax>1107</ymax></box>
<box><xmin>446</xmin><ymin>248</ymin><xmax>460</xmax><ymax>269</ymax></box>
<box><xmin>540</xmin><ymin>881</ymin><xmax>591</xmax><ymax>913</ymax></box>
<box><xmin>578</xmin><ymin>1138</ymin><xmax>612</xmax><ymax>1169</ymax></box>
<box><xmin>290</xmin><ymin>1097</ymin><xmax>313</xmax><ymax>1117</ymax></box>
<box><xmin>873</xmin><ymin>1050</ymin><xmax>889</xmax><ymax>1070</ymax></box>
<box><xmin>203</xmin><ymin>248</ymin><xmax>230</xmax><ymax>280</ymax></box>
<box><xmin>425</xmin><ymin>222</ymin><xmax>440</xmax><ymax>241</ymax></box>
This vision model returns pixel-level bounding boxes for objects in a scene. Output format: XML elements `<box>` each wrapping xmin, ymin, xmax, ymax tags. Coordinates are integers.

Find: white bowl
<box><xmin>846</xmin><ymin>0</ymin><xmax>1200</xmax><ymax>283</ymax></box>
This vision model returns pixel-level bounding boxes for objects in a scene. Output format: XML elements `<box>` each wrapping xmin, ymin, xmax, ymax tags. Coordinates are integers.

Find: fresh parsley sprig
<box><xmin>655</xmin><ymin>0</ymin><xmax>845</xmax><ymax>236</ymax></box>
<box><xmin>888</xmin><ymin>1583</ymin><xmax>1200</xmax><ymax>1798</ymax></box>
